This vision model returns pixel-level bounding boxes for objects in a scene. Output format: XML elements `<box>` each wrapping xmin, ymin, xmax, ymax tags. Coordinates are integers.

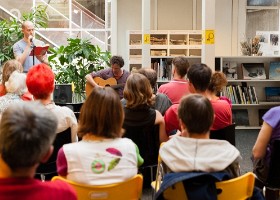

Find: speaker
<box><xmin>53</xmin><ymin>84</ymin><xmax>72</xmax><ymax>103</ymax></box>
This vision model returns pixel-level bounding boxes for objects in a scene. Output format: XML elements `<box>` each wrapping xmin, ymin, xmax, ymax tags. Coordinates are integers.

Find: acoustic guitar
<box><xmin>85</xmin><ymin>77</ymin><xmax>125</xmax><ymax>97</ymax></box>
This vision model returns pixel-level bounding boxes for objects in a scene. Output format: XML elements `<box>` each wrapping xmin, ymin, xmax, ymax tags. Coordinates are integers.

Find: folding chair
<box><xmin>210</xmin><ymin>123</ymin><xmax>236</xmax><ymax>146</ymax></box>
<box><xmin>51</xmin><ymin>174</ymin><xmax>143</xmax><ymax>200</ymax></box>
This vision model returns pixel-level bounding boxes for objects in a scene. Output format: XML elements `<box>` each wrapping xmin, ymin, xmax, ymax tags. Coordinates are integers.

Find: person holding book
<box><xmin>85</xmin><ymin>55</ymin><xmax>130</xmax><ymax>99</ymax></box>
<box><xmin>13</xmin><ymin>21</ymin><xmax>48</xmax><ymax>73</ymax></box>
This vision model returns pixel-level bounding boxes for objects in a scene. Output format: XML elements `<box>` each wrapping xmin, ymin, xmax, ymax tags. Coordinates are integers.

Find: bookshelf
<box><xmin>217</xmin><ymin>56</ymin><xmax>280</xmax><ymax>129</ymax></box>
<box><xmin>128</xmin><ymin>30</ymin><xmax>202</xmax><ymax>70</ymax></box>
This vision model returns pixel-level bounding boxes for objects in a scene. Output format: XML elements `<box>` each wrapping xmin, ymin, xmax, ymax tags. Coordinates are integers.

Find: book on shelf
<box><xmin>223</xmin><ymin>85</ymin><xmax>258</xmax><ymax>104</ymax></box>
<box><xmin>269</xmin><ymin>62</ymin><xmax>280</xmax><ymax>80</ymax></box>
<box><xmin>265</xmin><ymin>87</ymin><xmax>280</xmax><ymax>102</ymax></box>
<box><xmin>222</xmin><ymin>61</ymin><xmax>238</xmax><ymax>80</ymax></box>
<box><xmin>151</xmin><ymin>58</ymin><xmax>172</xmax><ymax>81</ymax></box>
<box><xmin>241</xmin><ymin>63</ymin><xmax>266</xmax><ymax>80</ymax></box>
<box><xmin>232</xmin><ymin>109</ymin><xmax>249</xmax><ymax>126</ymax></box>
<box><xmin>29</xmin><ymin>44</ymin><xmax>49</xmax><ymax>56</ymax></box>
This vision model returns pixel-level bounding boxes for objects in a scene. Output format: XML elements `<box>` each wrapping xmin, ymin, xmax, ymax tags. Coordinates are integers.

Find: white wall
<box><xmin>117</xmin><ymin>0</ymin><xmax>240</xmax><ymax>70</ymax></box>
<box><xmin>157</xmin><ymin>0</ymin><xmax>193</xmax><ymax>30</ymax></box>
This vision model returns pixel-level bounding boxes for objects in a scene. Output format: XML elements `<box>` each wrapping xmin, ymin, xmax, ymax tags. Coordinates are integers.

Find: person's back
<box><xmin>210</xmin><ymin>98</ymin><xmax>232</xmax><ymax>130</ymax></box>
<box><xmin>56</xmin><ymin>87</ymin><xmax>143</xmax><ymax>185</ymax></box>
<box><xmin>26</xmin><ymin>64</ymin><xmax>78</xmax><ymax>143</ymax></box>
<box><xmin>137</xmin><ymin>68</ymin><xmax>172</xmax><ymax>115</ymax></box>
<box><xmin>0</xmin><ymin>101</ymin><xmax>77</xmax><ymax>200</ymax></box>
<box><xmin>160</xmin><ymin>94</ymin><xmax>240</xmax><ymax>178</ymax></box>
<box><xmin>187</xmin><ymin>63</ymin><xmax>232</xmax><ymax>131</ymax></box>
<box><xmin>158</xmin><ymin>56</ymin><xmax>190</xmax><ymax>104</ymax></box>
<box><xmin>0</xmin><ymin>178</ymin><xmax>76</xmax><ymax>200</ymax></box>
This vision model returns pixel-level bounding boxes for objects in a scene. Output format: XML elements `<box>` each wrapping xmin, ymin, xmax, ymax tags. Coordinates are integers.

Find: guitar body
<box><xmin>85</xmin><ymin>77</ymin><xmax>119</xmax><ymax>97</ymax></box>
<box><xmin>93</xmin><ymin>77</ymin><xmax>118</xmax><ymax>87</ymax></box>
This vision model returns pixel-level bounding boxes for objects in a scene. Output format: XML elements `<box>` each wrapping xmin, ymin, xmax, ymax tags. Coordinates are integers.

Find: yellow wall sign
<box><xmin>202</xmin><ymin>30</ymin><xmax>215</xmax><ymax>44</ymax></box>
<box><xmin>143</xmin><ymin>34</ymin><xmax>150</xmax><ymax>44</ymax></box>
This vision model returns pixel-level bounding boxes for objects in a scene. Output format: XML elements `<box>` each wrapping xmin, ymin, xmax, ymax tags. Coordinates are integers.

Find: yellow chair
<box><xmin>215</xmin><ymin>172</ymin><xmax>255</xmax><ymax>200</ymax></box>
<box><xmin>51</xmin><ymin>174</ymin><xmax>143</xmax><ymax>200</ymax></box>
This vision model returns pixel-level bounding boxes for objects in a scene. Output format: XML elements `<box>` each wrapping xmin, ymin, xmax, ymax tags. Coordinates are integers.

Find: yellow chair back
<box><xmin>52</xmin><ymin>174</ymin><xmax>143</xmax><ymax>200</ymax></box>
<box><xmin>216</xmin><ymin>172</ymin><xmax>255</xmax><ymax>200</ymax></box>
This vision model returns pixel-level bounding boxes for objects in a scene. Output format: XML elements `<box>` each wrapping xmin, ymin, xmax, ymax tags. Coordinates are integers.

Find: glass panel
<box><xmin>246</xmin><ymin>9</ymin><xmax>278</xmax><ymax>39</ymax></box>
<box><xmin>247</xmin><ymin>0</ymin><xmax>278</xmax><ymax>6</ymax></box>
<box><xmin>107</xmin><ymin>1</ymin><xmax>111</xmax><ymax>28</ymax></box>
<box><xmin>82</xmin><ymin>30</ymin><xmax>106</xmax><ymax>50</ymax></box>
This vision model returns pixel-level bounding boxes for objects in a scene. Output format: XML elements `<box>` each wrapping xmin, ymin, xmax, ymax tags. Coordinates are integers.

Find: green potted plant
<box><xmin>48</xmin><ymin>38</ymin><xmax>111</xmax><ymax>102</ymax></box>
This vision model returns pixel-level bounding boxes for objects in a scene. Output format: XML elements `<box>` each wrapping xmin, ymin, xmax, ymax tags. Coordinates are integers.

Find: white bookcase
<box><xmin>217</xmin><ymin>56</ymin><xmax>280</xmax><ymax>129</ymax></box>
<box><xmin>128</xmin><ymin>30</ymin><xmax>202</xmax><ymax>70</ymax></box>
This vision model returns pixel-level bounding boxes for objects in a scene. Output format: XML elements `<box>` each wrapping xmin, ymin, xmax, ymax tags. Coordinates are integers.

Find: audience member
<box><xmin>56</xmin><ymin>87</ymin><xmax>143</xmax><ymax>185</ymax></box>
<box><xmin>0</xmin><ymin>71</ymin><xmax>27</xmax><ymax>114</ymax></box>
<box><xmin>123</xmin><ymin>73</ymin><xmax>168</xmax><ymax>143</ymax></box>
<box><xmin>122</xmin><ymin>73</ymin><xmax>168</xmax><ymax>187</ymax></box>
<box><xmin>85</xmin><ymin>55</ymin><xmax>130</xmax><ymax>98</ymax></box>
<box><xmin>13</xmin><ymin>21</ymin><xmax>48</xmax><ymax>72</ymax></box>
<box><xmin>160</xmin><ymin>94</ymin><xmax>241</xmax><ymax>177</ymax></box>
<box><xmin>157</xmin><ymin>56</ymin><xmax>190</xmax><ymax>104</ymax></box>
<box><xmin>252</xmin><ymin>106</ymin><xmax>280</xmax><ymax>200</ymax></box>
<box><xmin>0</xmin><ymin>59</ymin><xmax>32</xmax><ymax>100</ymax></box>
<box><xmin>207</xmin><ymin>71</ymin><xmax>231</xmax><ymax>106</ymax></box>
<box><xmin>121</xmin><ymin>68</ymin><xmax>172</xmax><ymax>115</ymax></box>
<box><xmin>164</xmin><ymin>63</ymin><xmax>232</xmax><ymax>135</ymax></box>
<box><xmin>0</xmin><ymin>101</ymin><xmax>77</xmax><ymax>200</ymax></box>
<box><xmin>26</xmin><ymin>63</ymin><xmax>78</xmax><ymax>142</ymax></box>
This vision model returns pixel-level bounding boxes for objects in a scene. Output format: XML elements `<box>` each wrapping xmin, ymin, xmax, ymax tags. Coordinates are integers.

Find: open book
<box><xmin>29</xmin><ymin>44</ymin><xmax>49</xmax><ymax>56</ymax></box>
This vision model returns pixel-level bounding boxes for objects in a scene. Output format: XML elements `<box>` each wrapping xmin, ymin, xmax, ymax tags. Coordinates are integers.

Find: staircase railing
<box><xmin>0</xmin><ymin>0</ymin><xmax>109</xmax><ymax>50</ymax></box>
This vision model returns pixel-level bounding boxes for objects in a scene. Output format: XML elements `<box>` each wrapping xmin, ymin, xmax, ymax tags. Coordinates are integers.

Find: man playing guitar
<box><xmin>85</xmin><ymin>55</ymin><xmax>130</xmax><ymax>98</ymax></box>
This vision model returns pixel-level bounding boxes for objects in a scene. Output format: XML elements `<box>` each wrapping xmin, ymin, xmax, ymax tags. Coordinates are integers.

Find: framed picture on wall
<box><xmin>241</xmin><ymin>63</ymin><xmax>266</xmax><ymax>80</ymax></box>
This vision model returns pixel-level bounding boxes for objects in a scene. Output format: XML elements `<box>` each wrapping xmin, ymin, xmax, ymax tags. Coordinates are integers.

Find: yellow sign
<box><xmin>202</xmin><ymin>30</ymin><xmax>215</xmax><ymax>44</ymax></box>
<box><xmin>143</xmin><ymin>34</ymin><xmax>150</xmax><ymax>44</ymax></box>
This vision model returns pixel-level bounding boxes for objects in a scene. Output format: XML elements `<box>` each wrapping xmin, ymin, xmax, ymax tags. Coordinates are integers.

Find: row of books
<box><xmin>151</xmin><ymin>59</ymin><xmax>172</xmax><ymax>81</ymax></box>
<box><xmin>223</xmin><ymin>62</ymin><xmax>280</xmax><ymax>80</ymax></box>
<box><xmin>222</xmin><ymin>85</ymin><xmax>259</xmax><ymax>104</ymax></box>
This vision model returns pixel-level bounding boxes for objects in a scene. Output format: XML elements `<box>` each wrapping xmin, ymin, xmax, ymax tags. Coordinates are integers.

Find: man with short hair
<box><xmin>164</xmin><ymin>63</ymin><xmax>232</xmax><ymax>135</ymax></box>
<box><xmin>157</xmin><ymin>56</ymin><xmax>190</xmax><ymax>104</ymax></box>
<box><xmin>85</xmin><ymin>55</ymin><xmax>130</xmax><ymax>98</ymax></box>
<box><xmin>13</xmin><ymin>21</ymin><xmax>48</xmax><ymax>72</ymax></box>
<box><xmin>0</xmin><ymin>101</ymin><xmax>77</xmax><ymax>200</ymax></box>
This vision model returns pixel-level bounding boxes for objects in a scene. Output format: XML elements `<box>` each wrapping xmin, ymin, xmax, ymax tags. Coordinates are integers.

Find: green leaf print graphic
<box><xmin>108</xmin><ymin>158</ymin><xmax>121</xmax><ymax>171</ymax></box>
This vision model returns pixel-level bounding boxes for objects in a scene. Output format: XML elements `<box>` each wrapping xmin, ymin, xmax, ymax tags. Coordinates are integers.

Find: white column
<box><xmin>69</xmin><ymin>0</ymin><xmax>72</xmax><ymax>38</ymax></box>
<box><xmin>111</xmin><ymin>0</ymin><xmax>117</xmax><ymax>55</ymax></box>
<box><xmin>142</xmin><ymin>0</ymin><xmax>151</xmax><ymax>68</ymax></box>
<box><xmin>202</xmin><ymin>0</ymin><xmax>215</xmax><ymax>71</ymax></box>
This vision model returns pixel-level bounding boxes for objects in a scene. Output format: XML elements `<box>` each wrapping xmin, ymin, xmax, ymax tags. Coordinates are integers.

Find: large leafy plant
<box><xmin>48</xmin><ymin>38</ymin><xmax>111</xmax><ymax>101</ymax></box>
<box><xmin>0</xmin><ymin>5</ymin><xmax>48</xmax><ymax>64</ymax></box>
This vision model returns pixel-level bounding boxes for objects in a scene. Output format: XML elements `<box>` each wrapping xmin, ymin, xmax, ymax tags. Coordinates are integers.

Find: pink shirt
<box><xmin>210</xmin><ymin>99</ymin><xmax>232</xmax><ymax>130</ymax></box>
<box><xmin>158</xmin><ymin>79</ymin><xmax>190</xmax><ymax>104</ymax></box>
<box><xmin>0</xmin><ymin>177</ymin><xmax>77</xmax><ymax>200</ymax></box>
<box><xmin>164</xmin><ymin>99</ymin><xmax>232</xmax><ymax>134</ymax></box>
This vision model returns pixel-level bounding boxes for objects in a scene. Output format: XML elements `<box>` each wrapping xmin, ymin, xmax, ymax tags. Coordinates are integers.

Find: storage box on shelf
<box><xmin>217</xmin><ymin>56</ymin><xmax>280</xmax><ymax>129</ymax></box>
<box><xmin>127</xmin><ymin>30</ymin><xmax>202</xmax><ymax>70</ymax></box>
